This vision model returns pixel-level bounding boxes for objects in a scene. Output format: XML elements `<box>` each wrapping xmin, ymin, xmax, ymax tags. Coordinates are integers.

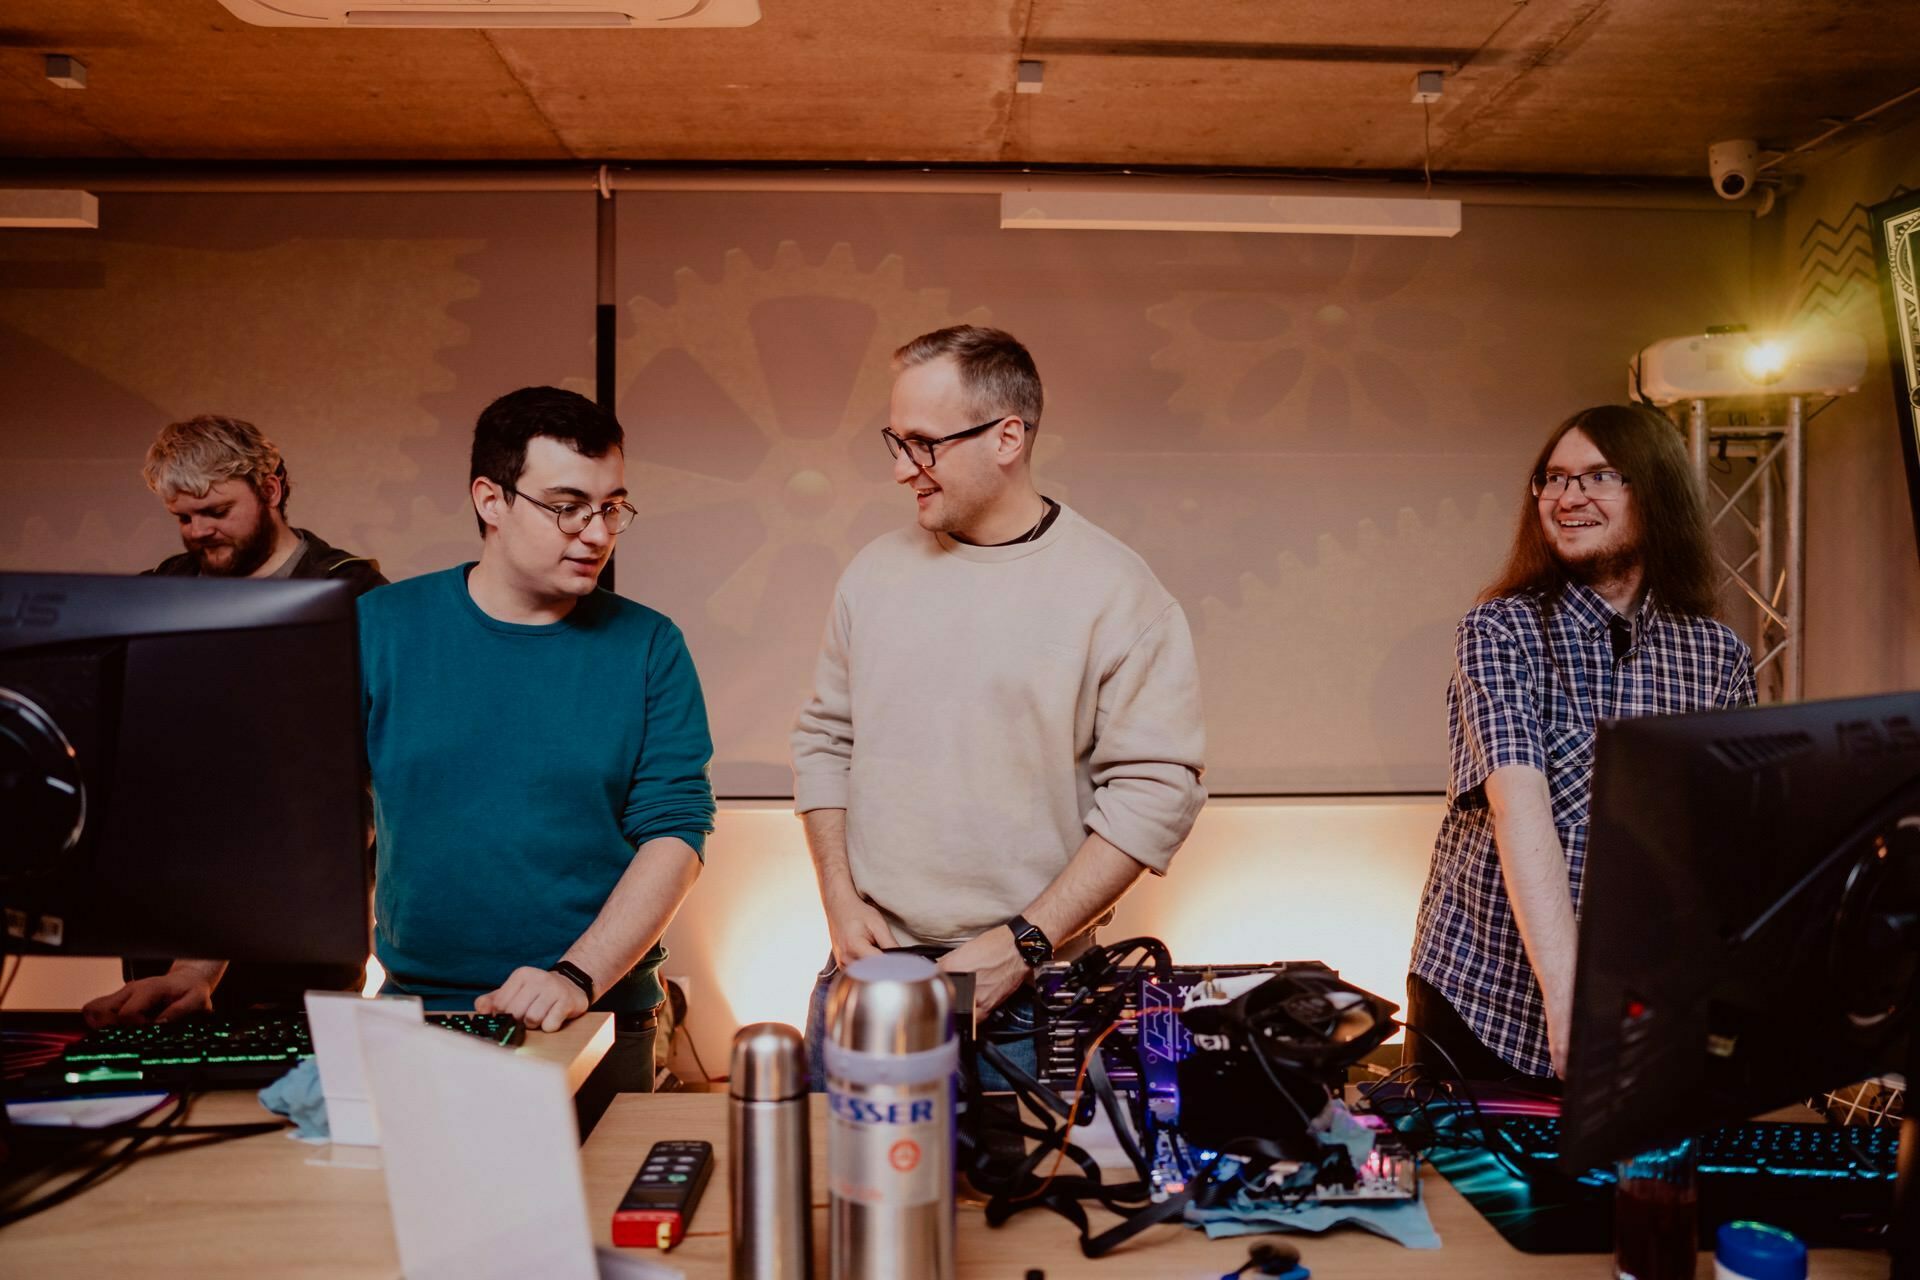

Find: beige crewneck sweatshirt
<box><xmin>791</xmin><ymin>503</ymin><xmax>1207</xmax><ymax>948</ymax></box>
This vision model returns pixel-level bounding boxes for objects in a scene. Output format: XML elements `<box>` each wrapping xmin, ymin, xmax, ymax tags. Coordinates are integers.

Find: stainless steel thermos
<box><xmin>824</xmin><ymin>952</ymin><xmax>957</xmax><ymax>1280</ymax></box>
<box><xmin>729</xmin><ymin>1022</ymin><xmax>814</xmax><ymax>1280</ymax></box>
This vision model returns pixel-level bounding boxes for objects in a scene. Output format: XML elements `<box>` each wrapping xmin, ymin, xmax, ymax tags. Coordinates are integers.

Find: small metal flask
<box><xmin>729</xmin><ymin>1022</ymin><xmax>814</xmax><ymax>1280</ymax></box>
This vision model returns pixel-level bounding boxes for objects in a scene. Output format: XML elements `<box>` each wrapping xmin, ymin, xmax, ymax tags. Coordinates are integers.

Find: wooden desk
<box><xmin>0</xmin><ymin>1013</ymin><xmax>612</xmax><ymax>1279</ymax></box>
<box><xmin>582</xmin><ymin>1094</ymin><xmax>1891</xmax><ymax>1280</ymax></box>
<box><xmin>1</xmin><ymin>1062</ymin><xmax>1887</xmax><ymax>1279</ymax></box>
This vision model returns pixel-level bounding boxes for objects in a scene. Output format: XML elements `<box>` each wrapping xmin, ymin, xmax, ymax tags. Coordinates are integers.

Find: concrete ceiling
<box><xmin>0</xmin><ymin>0</ymin><xmax>1916</xmax><ymax>182</ymax></box>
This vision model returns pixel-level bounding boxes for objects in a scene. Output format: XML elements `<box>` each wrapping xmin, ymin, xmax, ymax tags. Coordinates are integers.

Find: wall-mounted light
<box><xmin>1001</xmin><ymin>190</ymin><xmax>1462</xmax><ymax>237</ymax></box>
<box><xmin>0</xmin><ymin>189</ymin><xmax>99</xmax><ymax>229</ymax></box>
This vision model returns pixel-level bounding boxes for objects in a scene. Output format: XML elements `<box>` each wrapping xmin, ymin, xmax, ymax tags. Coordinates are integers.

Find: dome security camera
<box><xmin>1709</xmin><ymin>139</ymin><xmax>1759</xmax><ymax>200</ymax></box>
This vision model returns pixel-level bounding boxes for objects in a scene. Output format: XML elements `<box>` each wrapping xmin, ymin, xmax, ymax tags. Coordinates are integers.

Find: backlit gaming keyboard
<box><xmin>20</xmin><ymin>1011</ymin><xmax>525</xmax><ymax>1095</ymax></box>
<box><xmin>1486</xmin><ymin>1114</ymin><xmax>1902</xmax><ymax>1184</ymax></box>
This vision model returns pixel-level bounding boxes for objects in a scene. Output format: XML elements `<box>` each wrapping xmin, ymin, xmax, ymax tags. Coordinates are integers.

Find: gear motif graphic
<box><xmin>1145</xmin><ymin>236</ymin><xmax>1479</xmax><ymax>443</ymax></box>
<box><xmin>578</xmin><ymin>241</ymin><xmax>1015</xmax><ymax>635</ymax></box>
<box><xmin>0</xmin><ymin>235</ymin><xmax>478</xmax><ymax>572</ymax></box>
<box><xmin>579</xmin><ymin>241</ymin><xmax>1053</xmax><ymax>789</ymax></box>
<box><xmin>1195</xmin><ymin>495</ymin><xmax>1510</xmax><ymax>791</ymax></box>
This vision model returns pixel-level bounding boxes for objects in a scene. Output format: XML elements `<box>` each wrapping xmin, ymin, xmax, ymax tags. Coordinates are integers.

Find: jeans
<box><xmin>602</xmin><ymin>1009</ymin><xmax>661</xmax><ymax>1093</ymax></box>
<box><xmin>803</xmin><ymin>954</ymin><xmax>1040</xmax><ymax>1093</ymax></box>
<box><xmin>574</xmin><ymin>1006</ymin><xmax>659</xmax><ymax>1137</ymax></box>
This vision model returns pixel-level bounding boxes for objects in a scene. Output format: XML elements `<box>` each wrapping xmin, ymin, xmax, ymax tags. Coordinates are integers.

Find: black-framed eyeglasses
<box><xmin>880</xmin><ymin>416</ymin><xmax>1016</xmax><ymax>470</ymax></box>
<box><xmin>1531</xmin><ymin>468</ymin><xmax>1628</xmax><ymax>500</ymax></box>
<box><xmin>502</xmin><ymin>484</ymin><xmax>638</xmax><ymax>535</ymax></box>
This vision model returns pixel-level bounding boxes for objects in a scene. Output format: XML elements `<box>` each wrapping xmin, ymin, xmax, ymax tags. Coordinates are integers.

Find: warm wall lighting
<box><xmin>1107</xmin><ymin>799</ymin><xmax>1442</xmax><ymax>1029</ymax></box>
<box><xmin>664</xmin><ymin>799</ymin><xmax>1443</xmax><ymax>1072</ymax></box>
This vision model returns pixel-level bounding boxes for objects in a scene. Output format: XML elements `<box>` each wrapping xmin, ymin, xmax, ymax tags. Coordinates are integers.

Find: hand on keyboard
<box><xmin>81</xmin><ymin>962</ymin><xmax>223</xmax><ymax>1028</ymax></box>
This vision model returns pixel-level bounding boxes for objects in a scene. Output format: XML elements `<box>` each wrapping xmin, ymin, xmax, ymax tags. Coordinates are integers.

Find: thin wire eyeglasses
<box><xmin>502</xmin><ymin>484</ymin><xmax>638</xmax><ymax>535</ymax></box>
<box><xmin>880</xmin><ymin>416</ymin><xmax>1017</xmax><ymax>469</ymax></box>
<box><xmin>1531</xmin><ymin>469</ymin><xmax>1628</xmax><ymax>500</ymax></box>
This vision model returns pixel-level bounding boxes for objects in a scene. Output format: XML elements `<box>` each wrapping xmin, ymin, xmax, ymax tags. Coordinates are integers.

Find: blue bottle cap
<box><xmin>1715</xmin><ymin>1220</ymin><xmax>1807</xmax><ymax>1280</ymax></box>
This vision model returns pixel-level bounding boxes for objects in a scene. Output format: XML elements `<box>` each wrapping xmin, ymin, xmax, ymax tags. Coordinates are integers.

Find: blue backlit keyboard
<box><xmin>1486</xmin><ymin>1115</ymin><xmax>1901</xmax><ymax>1184</ymax></box>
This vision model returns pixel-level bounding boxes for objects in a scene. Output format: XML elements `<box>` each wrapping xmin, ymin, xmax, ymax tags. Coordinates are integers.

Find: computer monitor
<box><xmin>0</xmin><ymin>572</ymin><xmax>370</xmax><ymax>967</ymax></box>
<box><xmin>1559</xmin><ymin>692</ymin><xmax>1919</xmax><ymax>1270</ymax></box>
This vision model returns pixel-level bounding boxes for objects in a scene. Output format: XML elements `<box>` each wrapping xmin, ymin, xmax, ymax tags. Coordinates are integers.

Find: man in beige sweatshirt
<box><xmin>791</xmin><ymin>324</ymin><xmax>1207</xmax><ymax>1086</ymax></box>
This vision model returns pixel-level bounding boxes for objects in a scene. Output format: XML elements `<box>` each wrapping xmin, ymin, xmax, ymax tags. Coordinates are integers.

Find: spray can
<box><xmin>824</xmin><ymin>952</ymin><xmax>956</xmax><ymax>1280</ymax></box>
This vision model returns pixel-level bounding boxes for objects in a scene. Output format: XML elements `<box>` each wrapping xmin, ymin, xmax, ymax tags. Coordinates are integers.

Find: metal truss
<box><xmin>1682</xmin><ymin>396</ymin><xmax>1807</xmax><ymax>702</ymax></box>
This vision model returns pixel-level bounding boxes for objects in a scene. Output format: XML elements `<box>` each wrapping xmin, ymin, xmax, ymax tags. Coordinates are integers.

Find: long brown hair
<box><xmin>1480</xmin><ymin>403</ymin><xmax>1718</xmax><ymax>618</ymax></box>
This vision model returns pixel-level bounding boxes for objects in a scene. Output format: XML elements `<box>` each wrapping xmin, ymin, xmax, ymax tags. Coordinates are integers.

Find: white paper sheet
<box><xmin>305</xmin><ymin>989</ymin><xmax>423</xmax><ymax>1146</ymax></box>
<box><xmin>360</xmin><ymin>1014</ymin><xmax>598</xmax><ymax>1280</ymax></box>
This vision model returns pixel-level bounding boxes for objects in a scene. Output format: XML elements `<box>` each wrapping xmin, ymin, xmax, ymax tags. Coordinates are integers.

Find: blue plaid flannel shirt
<box><xmin>1409</xmin><ymin>582</ymin><xmax>1755</xmax><ymax>1077</ymax></box>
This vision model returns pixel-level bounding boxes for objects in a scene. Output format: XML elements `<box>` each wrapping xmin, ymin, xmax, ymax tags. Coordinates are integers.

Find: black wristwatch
<box><xmin>1006</xmin><ymin>914</ymin><xmax>1054</xmax><ymax>967</ymax></box>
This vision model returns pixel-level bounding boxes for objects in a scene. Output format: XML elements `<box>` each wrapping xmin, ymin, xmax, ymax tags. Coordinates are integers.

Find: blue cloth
<box><xmin>359</xmin><ymin>566</ymin><xmax>716</xmax><ymax>1012</ymax></box>
<box><xmin>1409</xmin><ymin>584</ymin><xmax>1753</xmax><ymax>1076</ymax></box>
<box><xmin>1193</xmin><ymin>1191</ymin><xmax>1441</xmax><ymax>1250</ymax></box>
<box><xmin>258</xmin><ymin>1058</ymin><xmax>330</xmax><ymax>1142</ymax></box>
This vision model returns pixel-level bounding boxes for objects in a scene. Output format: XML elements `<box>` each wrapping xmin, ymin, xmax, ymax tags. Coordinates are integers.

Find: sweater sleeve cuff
<box><xmin>1084</xmin><ymin>780</ymin><xmax>1205</xmax><ymax>876</ymax></box>
<box><xmin>635</xmin><ymin>829</ymin><xmax>709</xmax><ymax>861</ymax></box>
<box><xmin>793</xmin><ymin>773</ymin><xmax>850</xmax><ymax>815</ymax></box>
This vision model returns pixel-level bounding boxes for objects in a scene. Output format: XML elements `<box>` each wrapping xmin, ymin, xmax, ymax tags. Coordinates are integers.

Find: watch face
<box><xmin>1015</xmin><ymin>930</ymin><xmax>1050</xmax><ymax>965</ymax></box>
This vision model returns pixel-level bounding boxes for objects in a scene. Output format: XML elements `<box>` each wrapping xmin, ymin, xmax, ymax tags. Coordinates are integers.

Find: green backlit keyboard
<box><xmin>33</xmin><ymin>1011</ymin><xmax>525</xmax><ymax>1095</ymax></box>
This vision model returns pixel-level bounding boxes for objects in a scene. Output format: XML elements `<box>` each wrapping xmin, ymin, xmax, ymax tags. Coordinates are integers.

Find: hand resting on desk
<box><xmin>475</xmin><ymin>965</ymin><xmax>591</xmax><ymax>1033</ymax></box>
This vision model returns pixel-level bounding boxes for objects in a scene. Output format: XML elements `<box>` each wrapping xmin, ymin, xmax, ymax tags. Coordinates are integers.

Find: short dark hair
<box><xmin>893</xmin><ymin>325</ymin><xmax>1044</xmax><ymax>432</ymax></box>
<box><xmin>1482</xmin><ymin>403</ymin><xmax>1718</xmax><ymax>618</ymax></box>
<box><xmin>469</xmin><ymin>387</ymin><xmax>624</xmax><ymax>536</ymax></box>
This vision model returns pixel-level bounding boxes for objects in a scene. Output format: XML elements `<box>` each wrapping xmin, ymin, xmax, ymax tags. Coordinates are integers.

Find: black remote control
<box><xmin>610</xmin><ymin>1139</ymin><xmax>714</xmax><ymax>1249</ymax></box>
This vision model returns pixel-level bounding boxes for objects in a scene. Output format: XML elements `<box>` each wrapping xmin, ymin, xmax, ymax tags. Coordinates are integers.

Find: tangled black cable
<box><xmin>959</xmin><ymin>940</ymin><xmax>1405</xmax><ymax>1259</ymax></box>
<box><xmin>0</xmin><ymin>1095</ymin><xmax>289</xmax><ymax>1228</ymax></box>
<box><xmin>1354</xmin><ymin>1027</ymin><xmax>1548</xmax><ymax>1184</ymax></box>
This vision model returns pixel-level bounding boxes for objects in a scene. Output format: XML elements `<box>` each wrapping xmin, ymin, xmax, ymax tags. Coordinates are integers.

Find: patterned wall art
<box><xmin>1869</xmin><ymin>189</ymin><xmax>1920</xmax><ymax>560</ymax></box>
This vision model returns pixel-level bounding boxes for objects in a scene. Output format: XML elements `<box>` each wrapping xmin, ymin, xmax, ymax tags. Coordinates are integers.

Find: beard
<box><xmin>1553</xmin><ymin>533</ymin><xmax>1641</xmax><ymax>588</ymax></box>
<box><xmin>190</xmin><ymin>512</ymin><xmax>279</xmax><ymax>577</ymax></box>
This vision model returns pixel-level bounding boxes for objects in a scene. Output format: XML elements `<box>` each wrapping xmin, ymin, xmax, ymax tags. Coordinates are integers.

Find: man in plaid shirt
<box><xmin>1408</xmin><ymin>404</ymin><xmax>1754</xmax><ymax>1081</ymax></box>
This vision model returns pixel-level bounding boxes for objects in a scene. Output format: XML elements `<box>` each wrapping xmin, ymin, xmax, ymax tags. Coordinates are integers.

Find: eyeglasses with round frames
<box><xmin>502</xmin><ymin>484</ymin><xmax>638</xmax><ymax>535</ymax></box>
<box><xmin>880</xmin><ymin>416</ymin><xmax>1018</xmax><ymax>470</ymax></box>
<box><xmin>1531</xmin><ymin>469</ymin><xmax>1628</xmax><ymax>500</ymax></box>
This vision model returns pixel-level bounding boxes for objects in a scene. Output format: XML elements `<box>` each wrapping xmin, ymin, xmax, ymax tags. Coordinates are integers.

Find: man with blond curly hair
<box><xmin>142</xmin><ymin>414</ymin><xmax>386</xmax><ymax>593</ymax></box>
<box><xmin>83</xmin><ymin>416</ymin><xmax>388</xmax><ymax>1025</ymax></box>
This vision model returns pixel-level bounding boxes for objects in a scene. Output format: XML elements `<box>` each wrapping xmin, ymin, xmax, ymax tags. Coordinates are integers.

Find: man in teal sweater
<box><xmin>360</xmin><ymin>386</ymin><xmax>715</xmax><ymax>1089</ymax></box>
